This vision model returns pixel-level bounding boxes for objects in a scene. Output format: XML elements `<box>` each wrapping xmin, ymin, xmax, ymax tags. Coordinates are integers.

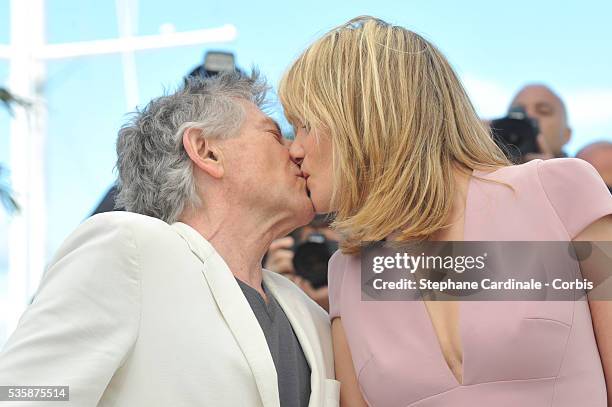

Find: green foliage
<box><xmin>0</xmin><ymin>166</ymin><xmax>18</xmax><ymax>214</ymax></box>
<box><xmin>0</xmin><ymin>86</ymin><xmax>22</xmax><ymax>214</ymax></box>
<box><xmin>0</xmin><ymin>87</ymin><xmax>29</xmax><ymax>114</ymax></box>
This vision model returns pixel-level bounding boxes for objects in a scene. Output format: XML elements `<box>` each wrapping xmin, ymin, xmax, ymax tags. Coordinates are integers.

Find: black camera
<box><xmin>186</xmin><ymin>51</ymin><xmax>241</xmax><ymax>80</ymax></box>
<box><xmin>292</xmin><ymin>233</ymin><xmax>338</xmax><ymax>289</ymax></box>
<box><xmin>490</xmin><ymin>106</ymin><xmax>540</xmax><ymax>163</ymax></box>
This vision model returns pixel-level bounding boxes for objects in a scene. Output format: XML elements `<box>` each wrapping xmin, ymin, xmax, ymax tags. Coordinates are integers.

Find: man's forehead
<box><xmin>578</xmin><ymin>142</ymin><xmax>612</xmax><ymax>159</ymax></box>
<box><xmin>238</xmin><ymin>99</ymin><xmax>281</xmax><ymax>130</ymax></box>
<box><xmin>258</xmin><ymin>115</ymin><xmax>281</xmax><ymax>131</ymax></box>
<box><xmin>514</xmin><ymin>85</ymin><xmax>561</xmax><ymax>107</ymax></box>
<box><xmin>511</xmin><ymin>85</ymin><xmax>568</xmax><ymax>121</ymax></box>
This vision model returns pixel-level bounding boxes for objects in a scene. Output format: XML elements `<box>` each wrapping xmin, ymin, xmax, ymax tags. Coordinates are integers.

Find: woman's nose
<box><xmin>289</xmin><ymin>138</ymin><xmax>305</xmax><ymax>166</ymax></box>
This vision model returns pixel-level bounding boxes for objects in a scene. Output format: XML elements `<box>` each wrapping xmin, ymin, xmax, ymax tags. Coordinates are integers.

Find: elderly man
<box><xmin>509</xmin><ymin>84</ymin><xmax>572</xmax><ymax>160</ymax></box>
<box><xmin>0</xmin><ymin>72</ymin><xmax>339</xmax><ymax>406</ymax></box>
<box><xmin>577</xmin><ymin>141</ymin><xmax>612</xmax><ymax>193</ymax></box>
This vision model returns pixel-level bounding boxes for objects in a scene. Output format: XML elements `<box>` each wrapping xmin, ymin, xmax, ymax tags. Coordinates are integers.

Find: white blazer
<box><xmin>0</xmin><ymin>212</ymin><xmax>340</xmax><ymax>407</ymax></box>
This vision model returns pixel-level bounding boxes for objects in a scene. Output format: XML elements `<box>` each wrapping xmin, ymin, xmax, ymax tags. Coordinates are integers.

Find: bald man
<box><xmin>577</xmin><ymin>141</ymin><xmax>612</xmax><ymax>193</ymax></box>
<box><xmin>510</xmin><ymin>84</ymin><xmax>572</xmax><ymax>159</ymax></box>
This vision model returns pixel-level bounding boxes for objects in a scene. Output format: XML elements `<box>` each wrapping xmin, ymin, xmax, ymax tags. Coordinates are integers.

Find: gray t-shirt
<box><xmin>236</xmin><ymin>278</ymin><xmax>311</xmax><ymax>407</ymax></box>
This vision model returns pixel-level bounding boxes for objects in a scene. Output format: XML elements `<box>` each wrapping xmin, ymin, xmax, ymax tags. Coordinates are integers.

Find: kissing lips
<box><xmin>304</xmin><ymin>175</ymin><xmax>311</xmax><ymax>198</ymax></box>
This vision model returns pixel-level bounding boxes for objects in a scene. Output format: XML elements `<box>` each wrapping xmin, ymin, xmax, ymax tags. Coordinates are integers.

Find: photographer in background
<box><xmin>577</xmin><ymin>141</ymin><xmax>612</xmax><ymax>194</ymax></box>
<box><xmin>491</xmin><ymin>84</ymin><xmax>571</xmax><ymax>162</ymax></box>
<box><xmin>265</xmin><ymin>215</ymin><xmax>339</xmax><ymax>311</ymax></box>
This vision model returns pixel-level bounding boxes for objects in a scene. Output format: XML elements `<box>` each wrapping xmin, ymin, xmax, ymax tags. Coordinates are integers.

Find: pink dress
<box><xmin>328</xmin><ymin>158</ymin><xmax>612</xmax><ymax>407</ymax></box>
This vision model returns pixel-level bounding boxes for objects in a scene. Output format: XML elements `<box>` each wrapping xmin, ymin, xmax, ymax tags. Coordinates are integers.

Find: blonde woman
<box><xmin>279</xmin><ymin>16</ymin><xmax>612</xmax><ymax>407</ymax></box>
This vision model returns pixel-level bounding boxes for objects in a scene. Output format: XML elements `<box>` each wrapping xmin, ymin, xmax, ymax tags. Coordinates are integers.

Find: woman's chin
<box><xmin>312</xmin><ymin>197</ymin><xmax>331</xmax><ymax>214</ymax></box>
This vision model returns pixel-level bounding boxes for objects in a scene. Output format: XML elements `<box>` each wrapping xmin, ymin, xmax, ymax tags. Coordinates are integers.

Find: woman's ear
<box><xmin>182</xmin><ymin>127</ymin><xmax>224</xmax><ymax>179</ymax></box>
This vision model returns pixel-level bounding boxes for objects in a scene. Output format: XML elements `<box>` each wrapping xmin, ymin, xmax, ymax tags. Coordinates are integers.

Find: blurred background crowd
<box><xmin>0</xmin><ymin>0</ymin><xmax>611</xmax><ymax>345</ymax></box>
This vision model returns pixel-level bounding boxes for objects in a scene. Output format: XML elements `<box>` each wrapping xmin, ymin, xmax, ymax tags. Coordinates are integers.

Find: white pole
<box><xmin>35</xmin><ymin>26</ymin><xmax>238</xmax><ymax>60</ymax></box>
<box><xmin>7</xmin><ymin>0</ymin><xmax>47</xmax><ymax>332</ymax></box>
<box><xmin>116</xmin><ymin>0</ymin><xmax>140</xmax><ymax>111</ymax></box>
<box><xmin>2</xmin><ymin>1</ymin><xmax>237</xmax><ymax>340</ymax></box>
<box><xmin>0</xmin><ymin>45</ymin><xmax>11</xmax><ymax>59</ymax></box>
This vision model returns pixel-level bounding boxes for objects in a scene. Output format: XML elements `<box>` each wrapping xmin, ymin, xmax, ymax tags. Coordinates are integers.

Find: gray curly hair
<box><xmin>116</xmin><ymin>71</ymin><xmax>268</xmax><ymax>223</ymax></box>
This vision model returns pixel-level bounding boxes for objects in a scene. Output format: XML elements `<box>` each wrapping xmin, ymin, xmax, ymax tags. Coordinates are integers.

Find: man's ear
<box><xmin>563</xmin><ymin>126</ymin><xmax>572</xmax><ymax>145</ymax></box>
<box><xmin>182</xmin><ymin>127</ymin><xmax>224</xmax><ymax>179</ymax></box>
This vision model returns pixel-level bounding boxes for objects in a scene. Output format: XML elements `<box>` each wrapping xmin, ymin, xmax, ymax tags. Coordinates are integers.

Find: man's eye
<box><xmin>537</xmin><ymin>108</ymin><xmax>552</xmax><ymax>116</ymax></box>
<box><xmin>269</xmin><ymin>131</ymin><xmax>283</xmax><ymax>142</ymax></box>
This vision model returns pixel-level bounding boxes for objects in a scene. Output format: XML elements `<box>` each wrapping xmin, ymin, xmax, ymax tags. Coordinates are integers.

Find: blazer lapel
<box><xmin>171</xmin><ymin>222</ymin><xmax>280</xmax><ymax>407</ymax></box>
<box><xmin>263</xmin><ymin>272</ymin><xmax>323</xmax><ymax>405</ymax></box>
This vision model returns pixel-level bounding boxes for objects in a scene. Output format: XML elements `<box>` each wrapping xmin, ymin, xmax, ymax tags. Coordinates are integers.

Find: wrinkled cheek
<box><xmin>542</xmin><ymin>122</ymin><xmax>562</xmax><ymax>139</ymax></box>
<box><xmin>539</xmin><ymin>126</ymin><xmax>560</xmax><ymax>146</ymax></box>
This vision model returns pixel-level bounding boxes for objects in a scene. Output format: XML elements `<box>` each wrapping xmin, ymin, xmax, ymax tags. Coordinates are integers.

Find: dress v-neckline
<box><xmin>421</xmin><ymin>299</ymin><xmax>465</xmax><ymax>385</ymax></box>
<box><xmin>419</xmin><ymin>168</ymin><xmax>480</xmax><ymax>386</ymax></box>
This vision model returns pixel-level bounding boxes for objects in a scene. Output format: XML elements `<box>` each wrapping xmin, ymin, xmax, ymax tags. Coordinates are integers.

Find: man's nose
<box><xmin>526</xmin><ymin>106</ymin><xmax>538</xmax><ymax>119</ymax></box>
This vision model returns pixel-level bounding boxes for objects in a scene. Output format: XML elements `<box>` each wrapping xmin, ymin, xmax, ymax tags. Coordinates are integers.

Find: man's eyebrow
<box><xmin>262</xmin><ymin>117</ymin><xmax>282</xmax><ymax>133</ymax></box>
<box><xmin>535</xmin><ymin>101</ymin><xmax>554</xmax><ymax>111</ymax></box>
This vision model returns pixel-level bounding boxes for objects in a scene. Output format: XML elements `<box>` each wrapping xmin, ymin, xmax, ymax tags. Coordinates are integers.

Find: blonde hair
<box><xmin>279</xmin><ymin>16</ymin><xmax>510</xmax><ymax>254</ymax></box>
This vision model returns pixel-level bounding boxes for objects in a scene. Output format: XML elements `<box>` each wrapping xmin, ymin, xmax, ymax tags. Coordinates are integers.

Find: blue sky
<box><xmin>1</xmin><ymin>0</ymin><xmax>611</xmax><ymax>327</ymax></box>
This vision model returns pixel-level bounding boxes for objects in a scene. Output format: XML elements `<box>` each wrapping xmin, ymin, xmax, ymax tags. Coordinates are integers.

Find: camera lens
<box><xmin>293</xmin><ymin>233</ymin><xmax>336</xmax><ymax>289</ymax></box>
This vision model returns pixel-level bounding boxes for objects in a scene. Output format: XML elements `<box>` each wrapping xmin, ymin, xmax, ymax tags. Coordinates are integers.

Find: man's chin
<box><xmin>303</xmin><ymin>202</ymin><xmax>316</xmax><ymax>223</ymax></box>
<box><xmin>293</xmin><ymin>199</ymin><xmax>315</xmax><ymax>227</ymax></box>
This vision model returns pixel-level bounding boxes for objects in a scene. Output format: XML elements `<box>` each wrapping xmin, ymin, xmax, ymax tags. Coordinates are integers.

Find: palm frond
<box><xmin>0</xmin><ymin>165</ymin><xmax>20</xmax><ymax>214</ymax></box>
<box><xmin>0</xmin><ymin>87</ymin><xmax>30</xmax><ymax>115</ymax></box>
